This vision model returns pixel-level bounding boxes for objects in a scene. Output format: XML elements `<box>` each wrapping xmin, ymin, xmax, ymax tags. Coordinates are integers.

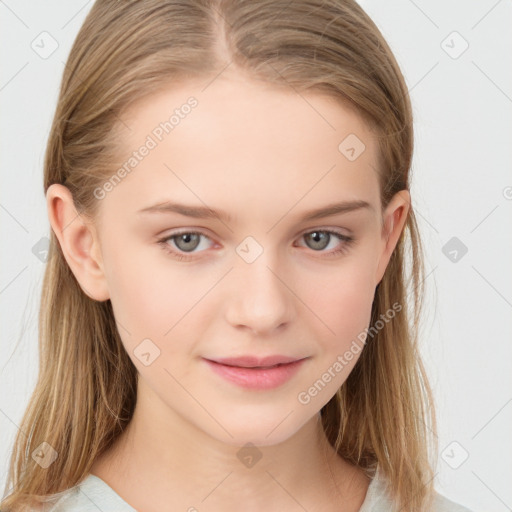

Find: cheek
<box><xmin>103</xmin><ymin>244</ymin><xmax>216</xmax><ymax>365</ymax></box>
<box><xmin>293</xmin><ymin>263</ymin><xmax>376</xmax><ymax>407</ymax></box>
<box><xmin>101</xmin><ymin>241</ymin><xmax>183</xmax><ymax>340</ymax></box>
<box><xmin>299</xmin><ymin>257</ymin><xmax>376</xmax><ymax>351</ymax></box>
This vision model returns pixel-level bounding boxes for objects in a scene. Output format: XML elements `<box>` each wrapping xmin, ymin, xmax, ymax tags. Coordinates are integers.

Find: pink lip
<box><xmin>210</xmin><ymin>354</ymin><xmax>304</xmax><ymax>368</ymax></box>
<box><xmin>203</xmin><ymin>356</ymin><xmax>309</xmax><ymax>390</ymax></box>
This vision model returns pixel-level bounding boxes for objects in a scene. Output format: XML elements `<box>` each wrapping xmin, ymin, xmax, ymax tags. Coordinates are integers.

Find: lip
<box><xmin>210</xmin><ymin>355</ymin><xmax>305</xmax><ymax>368</ymax></box>
<box><xmin>202</xmin><ymin>355</ymin><xmax>309</xmax><ymax>390</ymax></box>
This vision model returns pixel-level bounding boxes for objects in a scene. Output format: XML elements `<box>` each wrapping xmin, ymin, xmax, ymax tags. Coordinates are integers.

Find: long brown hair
<box><xmin>2</xmin><ymin>1</ymin><xmax>437</xmax><ymax>510</ymax></box>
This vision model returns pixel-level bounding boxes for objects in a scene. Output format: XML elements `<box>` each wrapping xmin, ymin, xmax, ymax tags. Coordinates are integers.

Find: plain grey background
<box><xmin>1</xmin><ymin>1</ymin><xmax>511</xmax><ymax>511</ymax></box>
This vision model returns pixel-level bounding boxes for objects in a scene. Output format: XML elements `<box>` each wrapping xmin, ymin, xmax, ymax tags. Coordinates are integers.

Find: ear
<box><xmin>46</xmin><ymin>184</ymin><xmax>110</xmax><ymax>301</ymax></box>
<box><xmin>374</xmin><ymin>189</ymin><xmax>411</xmax><ymax>286</ymax></box>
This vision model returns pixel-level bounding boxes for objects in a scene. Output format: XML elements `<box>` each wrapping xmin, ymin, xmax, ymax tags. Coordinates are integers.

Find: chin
<box><xmin>205</xmin><ymin>410</ymin><xmax>308</xmax><ymax>448</ymax></box>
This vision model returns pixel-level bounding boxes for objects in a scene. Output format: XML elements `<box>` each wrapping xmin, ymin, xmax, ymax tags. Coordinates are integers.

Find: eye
<box><xmin>157</xmin><ymin>228</ymin><xmax>355</xmax><ymax>262</ymax></box>
<box><xmin>157</xmin><ymin>230</ymin><xmax>214</xmax><ymax>260</ymax></box>
<box><xmin>296</xmin><ymin>229</ymin><xmax>354</xmax><ymax>256</ymax></box>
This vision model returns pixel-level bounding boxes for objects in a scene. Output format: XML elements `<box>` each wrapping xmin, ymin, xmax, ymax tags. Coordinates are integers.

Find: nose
<box><xmin>224</xmin><ymin>251</ymin><xmax>294</xmax><ymax>335</ymax></box>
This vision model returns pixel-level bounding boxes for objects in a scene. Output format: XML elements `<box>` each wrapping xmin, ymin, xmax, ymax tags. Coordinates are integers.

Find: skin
<box><xmin>47</xmin><ymin>71</ymin><xmax>409</xmax><ymax>512</ymax></box>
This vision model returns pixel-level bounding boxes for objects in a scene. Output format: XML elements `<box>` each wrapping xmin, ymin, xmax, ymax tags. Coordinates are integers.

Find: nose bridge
<box><xmin>225</xmin><ymin>236</ymin><xmax>292</xmax><ymax>332</ymax></box>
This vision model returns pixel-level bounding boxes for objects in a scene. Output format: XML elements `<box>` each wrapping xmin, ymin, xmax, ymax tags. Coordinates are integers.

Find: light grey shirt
<box><xmin>45</xmin><ymin>465</ymin><xmax>475</xmax><ymax>511</ymax></box>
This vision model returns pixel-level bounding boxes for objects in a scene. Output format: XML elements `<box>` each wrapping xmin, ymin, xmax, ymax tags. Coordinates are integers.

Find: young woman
<box><xmin>2</xmin><ymin>1</ymin><xmax>474</xmax><ymax>511</ymax></box>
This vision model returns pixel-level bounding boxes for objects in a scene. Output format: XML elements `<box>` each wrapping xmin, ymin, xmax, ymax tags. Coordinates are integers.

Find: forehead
<box><xmin>103</xmin><ymin>73</ymin><xmax>380</xmax><ymax>220</ymax></box>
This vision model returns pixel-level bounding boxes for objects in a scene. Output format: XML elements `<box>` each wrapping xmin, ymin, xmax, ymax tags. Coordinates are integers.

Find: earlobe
<box><xmin>46</xmin><ymin>184</ymin><xmax>110</xmax><ymax>301</ymax></box>
<box><xmin>374</xmin><ymin>190</ymin><xmax>411</xmax><ymax>286</ymax></box>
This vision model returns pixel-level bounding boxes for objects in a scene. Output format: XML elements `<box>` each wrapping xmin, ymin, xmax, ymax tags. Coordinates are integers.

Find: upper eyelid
<box><xmin>162</xmin><ymin>226</ymin><xmax>348</xmax><ymax>238</ymax></box>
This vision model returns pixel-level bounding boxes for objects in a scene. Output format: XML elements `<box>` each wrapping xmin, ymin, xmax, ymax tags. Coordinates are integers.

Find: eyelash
<box><xmin>157</xmin><ymin>229</ymin><xmax>355</xmax><ymax>262</ymax></box>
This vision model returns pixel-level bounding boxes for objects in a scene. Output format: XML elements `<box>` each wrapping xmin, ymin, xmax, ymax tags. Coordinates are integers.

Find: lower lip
<box><xmin>203</xmin><ymin>358</ymin><xmax>307</xmax><ymax>390</ymax></box>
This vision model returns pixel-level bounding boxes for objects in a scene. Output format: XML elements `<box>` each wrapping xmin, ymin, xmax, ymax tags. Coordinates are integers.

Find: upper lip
<box><xmin>205</xmin><ymin>355</ymin><xmax>307</xmax><ymax>368</ymax></box>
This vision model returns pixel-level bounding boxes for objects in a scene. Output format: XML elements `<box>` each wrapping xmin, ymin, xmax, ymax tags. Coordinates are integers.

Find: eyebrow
<box><xmin>137</xmin><ymin>199</ymin><xmax>373</xmax><ymax>223</ymax></box>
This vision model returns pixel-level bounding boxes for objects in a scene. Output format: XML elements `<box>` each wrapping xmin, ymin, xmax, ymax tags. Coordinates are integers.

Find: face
<box><xmin>52</xmin><ymin>72</ymin><xmax>408</xmax><ymax>447</ymax></box>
